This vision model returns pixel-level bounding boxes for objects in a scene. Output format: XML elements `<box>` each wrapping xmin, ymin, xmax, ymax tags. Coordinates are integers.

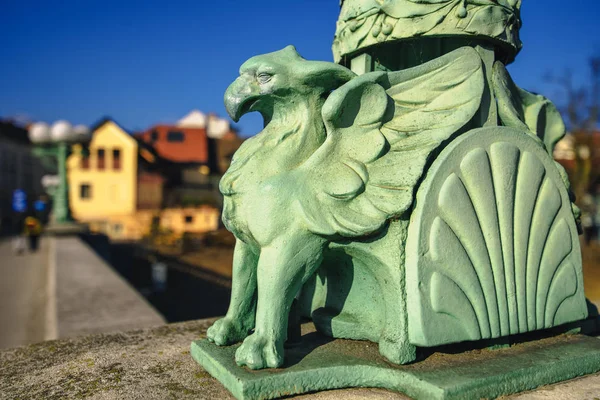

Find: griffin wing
<box><xmin>298</xmin><ymin>47</ymin><xmax>485</xmax><ymax>237</ymax></box>
<box><xmin>492</xmin><ymin>61</ymin><xmax>566</xmax><ymax>154</ymax></box>
<box><xmin>492</xmin><ymin>60</ymin><xmax>581</xmax><ymax>231</ymax></box>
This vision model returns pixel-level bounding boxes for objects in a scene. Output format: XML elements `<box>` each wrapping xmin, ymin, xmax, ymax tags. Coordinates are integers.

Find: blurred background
<box><xmin>0</xmin><ymin>0</ymin><xmax>598</xmax><ymax>349</ymax></box>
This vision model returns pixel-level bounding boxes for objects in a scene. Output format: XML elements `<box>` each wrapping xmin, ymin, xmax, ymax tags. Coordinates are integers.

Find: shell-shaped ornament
<box><xmin>405</xmin><ymin>127</ymin><xmax>587</xmax><ymax>347</ymax></box>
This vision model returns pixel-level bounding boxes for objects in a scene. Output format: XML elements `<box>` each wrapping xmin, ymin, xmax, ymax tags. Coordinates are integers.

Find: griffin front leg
<box><xmin>235</xmin><ymin>236</ymin><xmax>326</xmax><ymax>369</ymax></box>
<box><xmin>207</xmin><ymin>239</ymin><xmax>258</xmax><ymax>345</ymax></box>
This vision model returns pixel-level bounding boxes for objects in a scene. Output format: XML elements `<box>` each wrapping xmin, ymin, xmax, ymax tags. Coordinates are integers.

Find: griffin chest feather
<box><xmin>219</xmin><ymin>121</ymin><xmax>320</xmax><ymax>243</ymax></box>
<box><xmin>219</xmin><ymin>136</ymin><xmax>270</xmax><ymax>242</ymax></box>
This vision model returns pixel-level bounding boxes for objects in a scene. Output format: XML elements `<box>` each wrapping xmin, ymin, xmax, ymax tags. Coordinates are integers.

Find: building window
<box><xmin>112</xmin><ymin>148</ymin><xmax>121</xmax><ymax>170</ymax></box>
<box><xmin>112</xmin><ymin>223</ymin><xmax>123</xmax><ymax>235</ymax></box>
<box><xmin>81</xmin><ymin>156</ymin><xmax>90</xmax><ymax>169</ymax></box>
<box><xmin>80</xmin><ymin>184</ymin><xmax>92</xmax><ymax>199</ymax></box>
<box><xmin>97</xmin><ymin>148</ymin><xmax>105</xmax><ymax>170</ymax></box>
<box><xmin>150</xmin><ymin>130</ymin><xmax>159</xmax><ymax>142</ymax></box>
<box><xmin>167</xmin><ymin>131</ymin><xmax>185</xmax><ymax>142</ymax></box>
<box><xmin>184</xmin><ymin>215</ymin><xmax>193</xmax><ymax>224</ymax></box>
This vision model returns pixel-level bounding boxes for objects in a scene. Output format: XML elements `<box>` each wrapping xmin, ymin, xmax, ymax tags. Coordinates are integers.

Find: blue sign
<box><xmin>34</xmin><ymin>200</ymin><xmax>46</xmax><ymax>212</ymax></box>
<box><xmin>12</xmin><ymin>189</ymin><xmax>27</xmax><ymax>213</ymax></box>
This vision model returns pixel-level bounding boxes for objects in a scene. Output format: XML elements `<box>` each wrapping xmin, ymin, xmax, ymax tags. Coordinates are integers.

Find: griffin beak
<box><xmin>224</xmin><ymin>75</ymin><xmax>259</xmax><ymax>123</ymax></box>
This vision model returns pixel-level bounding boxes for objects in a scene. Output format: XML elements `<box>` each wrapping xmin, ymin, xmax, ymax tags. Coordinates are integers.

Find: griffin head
<box><xmin>224</xmin><ymin>45</ymin><xmax>356</xmax><ymax>124</ymax></box>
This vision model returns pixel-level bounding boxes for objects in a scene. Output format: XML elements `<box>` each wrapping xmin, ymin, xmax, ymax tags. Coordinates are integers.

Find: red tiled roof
<box><xmin>137</xmin><ymin>125</ymin><xmax>209</xmax><ymax>163</ymax></box>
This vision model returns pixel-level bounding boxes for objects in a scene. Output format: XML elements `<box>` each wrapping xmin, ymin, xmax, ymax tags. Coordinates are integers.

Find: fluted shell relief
<box><xmin>406</xmin><ymin>128</ymin><xmax>587</xmax><ymax>347</ymax></box>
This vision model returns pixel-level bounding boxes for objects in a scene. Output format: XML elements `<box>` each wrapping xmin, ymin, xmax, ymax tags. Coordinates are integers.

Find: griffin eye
<box><xmin>257</xmin><ymin>73</ymin><xmax>272</xmax><ymax>84</ymax></box>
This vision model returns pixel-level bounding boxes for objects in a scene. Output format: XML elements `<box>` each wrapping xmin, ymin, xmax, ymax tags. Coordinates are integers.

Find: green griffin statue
<box><xmin>205</xmin><ymin>0</ymin><xmax>588</xmax><ymax>372</ymax></box>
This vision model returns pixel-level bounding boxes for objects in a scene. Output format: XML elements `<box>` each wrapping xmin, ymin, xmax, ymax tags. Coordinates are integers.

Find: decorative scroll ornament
<box><xmin>333</xmin><ymin>0</ymin><xmax>522</xmax><ymax>63</ymax></box>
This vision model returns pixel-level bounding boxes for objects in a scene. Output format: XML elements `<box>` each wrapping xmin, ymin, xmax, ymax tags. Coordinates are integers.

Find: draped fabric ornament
<box><xmin>333</xmin><ymin>0</ymin><xmax>522</xmax><ymax>63</ymax></box>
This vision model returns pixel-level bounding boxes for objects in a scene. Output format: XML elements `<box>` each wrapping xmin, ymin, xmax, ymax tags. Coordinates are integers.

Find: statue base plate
<box><xmin>191</xmin><ymin>322</ymin><xmax>600</xmax><ymax>400</ymax></box>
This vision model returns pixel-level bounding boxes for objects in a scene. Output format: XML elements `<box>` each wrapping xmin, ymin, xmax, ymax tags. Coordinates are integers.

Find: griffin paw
<box><xmin>206</xmin><ymin>318</ymin><xmax>248</xmax><ymax>346</ymax></box>
<box><xmin>235</xmin><ymin>333</ymin><xmax>283</xmax><ymax>369</ymax></box>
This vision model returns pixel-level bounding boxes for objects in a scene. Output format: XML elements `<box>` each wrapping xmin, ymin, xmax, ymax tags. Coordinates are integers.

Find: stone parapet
<box><xmin>1</xmin><ymin>318</ymin><xmax>599</xmax><ymax>400</ymax></box>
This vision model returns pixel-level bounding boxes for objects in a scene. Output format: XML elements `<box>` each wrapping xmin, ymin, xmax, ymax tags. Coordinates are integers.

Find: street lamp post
<box><xmin>28</xmin><ymin>121</ymin><xmax>90</xmax><ymax>227</ymax></box>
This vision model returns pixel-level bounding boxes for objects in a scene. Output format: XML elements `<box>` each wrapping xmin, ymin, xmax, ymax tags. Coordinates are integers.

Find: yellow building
<box><xmin>160</xmin><ymin>206</ymin><xmax>220</xmax><ymax>234</ymax></box>
<box><xmin>68</xmin><ymin>119</ymin><xmax>165</xmax><ymax>240</ymax></box>
<box><xmin>87</xmin><ymin>211</ymin><xmax>156</xmax><ymax>241</ymax></box>
<box><xmin>68</xmin><ymin>120</ymin><xmax>139</xmax><ymax>219</ymax></box>
<box><xmin>85</xmin><ymin>206</ymin><xmax>220</xmax><ymax>241</ymax></box>
<box><xmin>68</xmin><ymin>119</ymin><xmax>220</xmax><ymax>241</ymax></box>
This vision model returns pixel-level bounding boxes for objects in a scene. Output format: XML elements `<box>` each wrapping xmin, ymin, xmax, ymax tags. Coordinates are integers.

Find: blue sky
<box><xmin>1</xmin><ymin>0</ymin><xmax>598</xmax><ymax>137</ymax></box>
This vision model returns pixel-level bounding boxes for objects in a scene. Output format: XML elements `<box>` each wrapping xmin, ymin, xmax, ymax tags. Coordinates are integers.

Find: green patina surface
<box><xmin>193</xmin><ymin>323</ymin><xmax>600</xmax><ymax>400</ymax></box>
<box><xmin>196</xmin><ymin>0</ymin><xmax>593</xmax><ymax>397</ymax></box>
<box><xmin>405</xmin><ymin>127</ymin><xmax>587</xmax><ymax>347</ymax></box>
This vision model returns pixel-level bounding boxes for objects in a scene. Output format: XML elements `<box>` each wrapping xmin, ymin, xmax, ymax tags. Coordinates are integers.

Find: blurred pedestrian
<box><xmin>12</xmin><ymin>234</ymin><xmax>26</xmax><ymax>254</ymax></box>
<box><xmin>12</xmin><ymin>214</ymin><xmax>26</xmax><ymax>255</ymax></box>
<box><xmin>23</xmin><ymin>215</ymin><xmax>42</xmax><ymax>252</ymax></box>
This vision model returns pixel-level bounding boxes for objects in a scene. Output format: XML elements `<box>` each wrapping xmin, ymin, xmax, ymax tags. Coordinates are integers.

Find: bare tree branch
<box><xmin>546</xmin><ymin>55</ymin><xmax>600</xmax><ymax>133</ymax></box>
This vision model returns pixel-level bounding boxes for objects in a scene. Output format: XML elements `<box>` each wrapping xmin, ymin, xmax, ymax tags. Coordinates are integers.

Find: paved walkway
<box><xmin>0</xmin><ymin>237</ymin><xmax>49</xmax><ymax>349</ymax></box>
<box><xmin>0</xmin><ymin>235</ymin><xmax>165</xmax><ymax>349</ymax></box>
<box><xmin>54</xmin><ymin>236</ymin><xmax>165</xmax><ymax>338</ymax></box>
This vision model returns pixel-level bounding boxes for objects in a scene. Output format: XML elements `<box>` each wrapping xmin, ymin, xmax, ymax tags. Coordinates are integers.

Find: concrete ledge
<box><xmin>1</xmin><ymin>319</ymin><xmax>600</xmax><ymax>400</ymax></box>
<box><xmin>0</xmin><ymin>319</ymin><xmax>219</xmax><ymax>400</ymax></box>
<box><xmin>0</xmin><ymin>319</ymin><xmax>410</xmax><ymax>400</ymax></box>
